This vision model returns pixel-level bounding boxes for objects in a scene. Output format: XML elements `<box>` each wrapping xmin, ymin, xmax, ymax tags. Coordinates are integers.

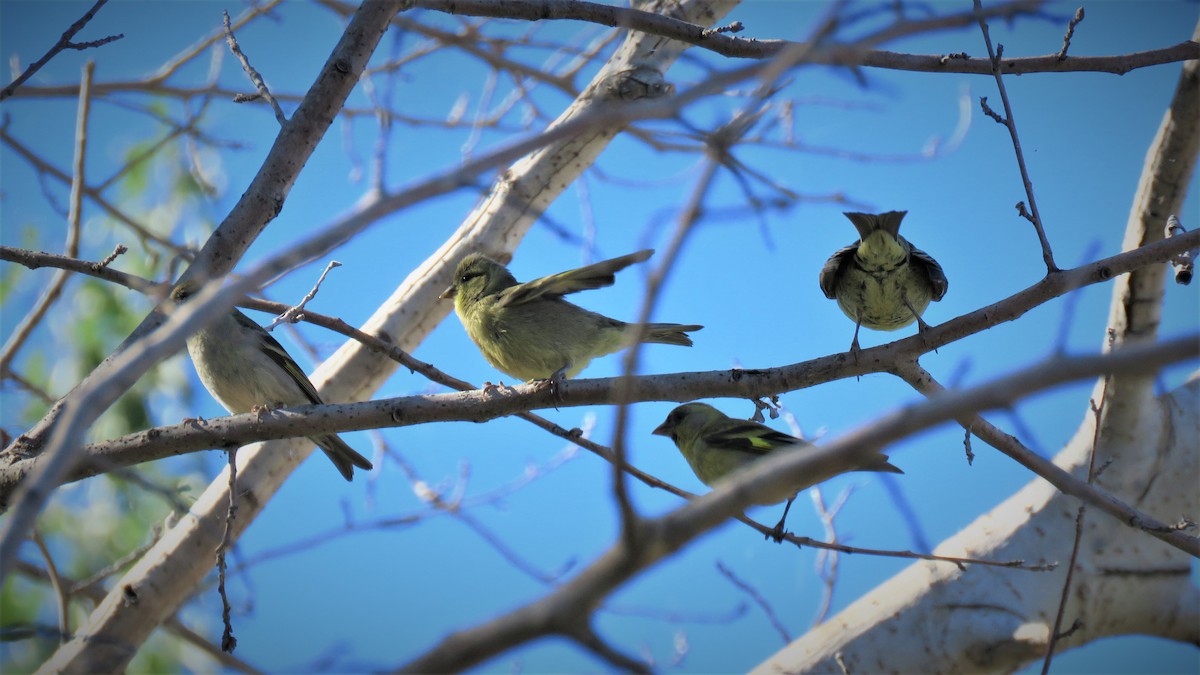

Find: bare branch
<box><xmin>975</xmin><ymin>0</ymin><xmax>1058</xmax><ymax>272</ymax></box>
<box><xmin>222</xmin><ymin>10</ymin><xmax>287</xmax><ymax>125</ymax></box>
<box><xmin>264</xmin><ymin>261</ymin><xmax>342</xmax><ymax>331</ymax></box>
<box><xmin>1041</xmin><ymin>381</ymin><xmax>1107</xmax><ymax>674</ymax></box>
<box><xmin>217</xmin><ymin>448</ymin><xmax>239</xmax><ymax>654</ymax></box>
<box><xmin>0</xmin><ymin>61</ymin><xmax>94</xmax><ymax>380</ymax></box>
<box><xmin>1056</xmin><ymin>6</ymin><xmax>1085</xmax><ymax>61</ymax></box>
<box><xmin>0</xmin><ymin>246</ymin><xmax>160</xmax><ymax>295</ymax></box>
<box><xmin>398</xmin><ymin>338</ymin><xmax>1199</xmax><ymax>673</ymax></box>
<box><xmin>5</xmin><ymin>228</ymin><xmax>1195</xmax><ymax>506</ymax></box>
<box><xmin>717</xmin><ymin>561</ymin><xmax>791</xmax><ymax>643</ymax></box>
<box><xmin>0</xmin><ymin>0</ymin><xmax>121</xmax><ymax>101</ymax></box>
<box><xmin>0</xmin><ymin>0</ymin><xmax>406</xmax><ymax>597</ymax></box>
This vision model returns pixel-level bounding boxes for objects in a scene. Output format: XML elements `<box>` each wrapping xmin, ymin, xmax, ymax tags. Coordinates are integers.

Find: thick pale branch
<box><xmin>1095</xmin><ymin>22</ymin><xmax>1200</xmax><ymax>470</ymax></box>
<box><xmin>752</xmin><ymin>374</ymin><xmax>1200</xmax><ymax>674</ymax></box>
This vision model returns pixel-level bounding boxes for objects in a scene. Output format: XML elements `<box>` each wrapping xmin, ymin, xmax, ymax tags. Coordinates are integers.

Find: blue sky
<box><xmin>2</xmin><ymin>0</ymin><xmax>1198</xmax><ymax>672</ymax></box>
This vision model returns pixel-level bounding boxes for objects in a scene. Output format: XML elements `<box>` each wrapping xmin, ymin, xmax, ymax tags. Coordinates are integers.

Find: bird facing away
<box><xmin>818</xmin><ymin>211</ymin><xmax>947</xmax><ymax>352</ymax></box>
<box><xmin>653</xmin><ymin>402</ymin><xmax>903</xmax><ymax>542</ymax></box>
<box><xmin>171</xmin><ymin>282</ymin><xmax>373</xmax><ymax>481</ymax></box>
<box><xmin>439</xmin><ymin>250</ymin><xmax>703</xmax><ymax>383</ymax></box>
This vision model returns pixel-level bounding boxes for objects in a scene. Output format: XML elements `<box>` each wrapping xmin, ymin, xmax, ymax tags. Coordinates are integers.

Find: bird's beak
<box><xmin>438</xmin><ymin>286</ymin><xmax>456</xmax><ymax>300</ymax></box>
<box><xmin>651</xmin><ymin>421</ymin><xmax>671</xmax><ymax>437</ymax></box>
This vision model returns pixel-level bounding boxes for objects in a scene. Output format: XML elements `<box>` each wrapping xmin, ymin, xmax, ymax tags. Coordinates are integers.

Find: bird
<box><xmin>439</xmin><ymin>249</ymin><xmax>702</xmax><ymax>386</ymax></box>
<box><xmin>818</xmin><ymin>211</ymin><xmax>947</xmax><ymax>353</ymax></box>
<box><xmin>170</xmin><ymin>281</ymin><xmax>373</xmax><ymax>481</ymax></box>
<box><xmin>652</xmin><ymin>402</ymin><xmax>903</xmax><ymax>542</ymax></box>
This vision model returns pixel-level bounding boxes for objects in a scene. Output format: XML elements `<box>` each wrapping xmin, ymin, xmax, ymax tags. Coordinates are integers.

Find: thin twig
<box><xmin>1056</xmin><ymin>7</ymin><xmax>1085</xmax><ymax>61</ymax></box>
<box><xmin>810</xmin><ymin>485</ymin><xmax>854</xmax><ymax>626</ymax></box>
<box><xmin>0</xmin><ymin>61</ymin><xmax>94</xmax><ymax>380</ymax></box>
<box><xmin>974</xmin><ymin>0</ymin><xmax>1058</xmax><ymax>273</ymax></box>
<box><xmin>1041</xmin><ymin>377</ymin><xmax>1107</xmax><ymax>673</ymax></box>
<box><xmin>222</xmin><ymin>10</ymin><xmax>286</xmax><ymax>125</ymax></box>
<box><xmin>0</xmin><ymin>0</ymin><xmax>121</xmax><ymax>101</ymax></box>
<box><xmin>14</xmin><ymin>559</ymin><xmax>265</xmax><ymax>673</ymax></box>
<box><xmin>389</xmin><ymin>449</ymin><xmax>574</xmax><ymax>584</ymax></box>
<box><xmin>0</xmin><ymin>125</ymin><xmax>189</xmax><ymax>255</ymax></box>
<box><xmin>716</xmin><ymin>561</ymin><xmax>791</xmax><ymax>643</ymax></box>
<box><xmin>265</xmin><ymin>261</ymin><xmax>342</xmax><ymax>331</ymax></box>
<box><xmin>894</xmin><ymin>354</ymin><xmax>1194</xmax><ymax>553</ymax></box>
<box><xmin>92</xmin><ymin>244</ymin><xmax>128</xmax><ymax>271</ymax></box>
<box><xmin>217</xmin><ymin>448</ymin><xmax>239</xmax><ymax>653</ymax></box>
<box><xmin>567</xmin><ymin>624</ymin><xmax>649</xmax><ymax>673</ymax></box>
<box><xmin>609</xmin><ymin>158</ymin><xmax>719</xmax><ymax>553</ymax></box>
<box><xmin>7</xmin><ymin>370</ymin><xmax>56</xmax><ymax>406</ymax></box>
<box><xmin>32</xmin><ymin>528</ymin><xmax>71</xmax><ymax>644</ymax></box>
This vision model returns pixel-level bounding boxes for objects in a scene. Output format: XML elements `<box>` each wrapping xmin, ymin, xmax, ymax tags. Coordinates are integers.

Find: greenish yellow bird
<box><xmin>819</xmin><ymin>211</ymin><xmax>947</xmax><ymax>352</ymax></box>
<box><xmin>653</xmin><ymin>402</ymin><xmax>903</xmax><ymax>542</ymax></box>
<box><xmin>440</xmin><ymin>250</ymin><xmax>703</xmax><ymax>383</ymax></box>
<box><xmin>171</xmin><ymin>282</ymin><xmax>373</xmax><ymax>481</ymax></box>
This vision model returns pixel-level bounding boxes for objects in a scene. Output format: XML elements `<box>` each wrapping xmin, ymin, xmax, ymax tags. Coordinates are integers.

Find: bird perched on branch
<box><xmin>440</xmin><ymin>249</ymin><xmax>702</xmax><ymax>386</ymax></box>
<box><xmin>171</xmin><ymin>281</ymin><xmax>373</xmax><ymax>481</ymax></box>
<box><xmin>819</xmin><ymin>211</ymin><xmax>947</xmax><ymax>352</ymax></box>
<box><xmin>653</xmin><ymin>402</ymin><xmax>903</xmax><ymax>542</ymax></box>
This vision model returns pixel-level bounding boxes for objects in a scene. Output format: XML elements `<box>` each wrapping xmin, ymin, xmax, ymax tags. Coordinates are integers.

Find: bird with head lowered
<box><xmin>819</xmin><ymin>211</ymin><xmax>947</xmax><ymax>353</ymax></box>
<box><xmin>653</xmin><ymin>402</ymin><xmax>903</xmax><ymax>542</ymax></box>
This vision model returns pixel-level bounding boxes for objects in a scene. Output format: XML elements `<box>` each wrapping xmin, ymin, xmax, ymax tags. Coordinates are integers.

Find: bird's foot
<box><xmin>915</xmin><ymin>315</ymin><xmax>936</xmax><ymax>353</ymax></box>
<box><xmin>533</xmin><ymin>367</ymin><xmax>569</xmax><ymax>406</ymax></box>
<box><xmin>848</xmin><ymin>335</ymin><xmax>863</xmax><ymax>379</ymax></box>
<box><xmin>849</xmin><ymin>316</ymin><xmax>864</xmax><ymax>374</ymax></box>
<box><xmin>904</xmin><ymin>299</ymin><xmax>937</xmax><ymax>353</ymax></box>
<box><xmin>765</xmin><ymin>523</ymin><xmax>788</xmax><ymax>544</ymax></box>
<box><xmin>250</xmin><ymin>404</ymin><xmax>273</xmax><ymax>421</ymax></box>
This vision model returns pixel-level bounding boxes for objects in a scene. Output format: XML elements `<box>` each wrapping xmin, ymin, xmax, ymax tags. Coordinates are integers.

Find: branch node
<box><xmin>702</xmin><ymin>20</ymin><xmax>744</xmax><ymax>38</ymax></box>
<box><xmin>91</xmin><ymin>244</ymin><xmax>128</xmax><ymax>271</ymax></box>
<box><xmin>1165</xmin><ymin>215</ymin><xmax>1194</xmax><ymax>285</ymax></box>
<box><xmin>980</xmin><ymin>96</ymin><xmax>1006</xmax><ymax>125</ymax></box>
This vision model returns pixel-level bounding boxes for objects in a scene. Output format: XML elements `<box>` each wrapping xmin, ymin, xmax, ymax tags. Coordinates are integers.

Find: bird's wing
<box><xmin>818</xmin><ymin>244</ymin><xmax>858</xmax><ymax>299</ymax></box>
<box><xmin>909</xmin><ymin>245</ymin><xmax>948</xmax><ymax>301</ymax></box>
<box><xmin>704</xmin><ymin>420</ymin><xmax>802</xmax><ymax>456</ymax></box>
<box><xmin>235</xmin><ymin>311</ymin><xmax>323</xmax><ymax>405</ymax></box>
<box><xmin>496</xmin><ymin>249</ymin><xmax>653</xmax><ymax>308</ymax></box>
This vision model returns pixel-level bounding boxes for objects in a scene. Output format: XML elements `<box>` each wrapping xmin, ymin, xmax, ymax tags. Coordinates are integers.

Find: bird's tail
<box><xmin>640</xmin><ymin>323</ymin><xmax>704</xmax><ymax>347</ymax></box>
<box><xmin>312</xmin><ymin>434</ymin><xmax>374</xmax><ymax>481</ymax></box>
<box><xmin>845</xmin><ymin>211</ymin><xmax>907</xmax><ymax>240</ymax></box>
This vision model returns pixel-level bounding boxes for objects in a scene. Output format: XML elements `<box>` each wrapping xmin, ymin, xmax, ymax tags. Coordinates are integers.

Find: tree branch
<box><xmin>398</xmin><ymin>338</ymin><xmax>1198</xmax><ymax>673</ymax></box>
<box><xmin>0</xmin><ymin>0</ymin><xmax>121</xmax><ymax>101</ymax></box>
<box><xmin>3</xmin><ymin>228</ymin><xmax>1195</xmax><ymax>506</ymax></box>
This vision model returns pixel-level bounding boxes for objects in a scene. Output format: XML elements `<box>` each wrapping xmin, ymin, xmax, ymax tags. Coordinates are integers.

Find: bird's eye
<box><xmin>459</xmin><ymin>274</ymin><xmax>471</xmax><ymax>283</ymax></box>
